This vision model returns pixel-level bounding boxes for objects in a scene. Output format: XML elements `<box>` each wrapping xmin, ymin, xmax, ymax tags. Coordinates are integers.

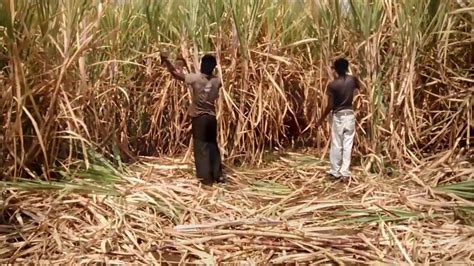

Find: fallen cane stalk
<box><xmin>170</xmin><ymin>234</ymin><xmax>236</xmax><ymax>245</ymax></box>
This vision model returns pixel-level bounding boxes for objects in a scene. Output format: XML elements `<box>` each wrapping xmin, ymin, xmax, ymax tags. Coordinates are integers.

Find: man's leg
<box><xmin>340</xmin><ymin>114</ymin><xmax>355</xmax><ymax>177</ymax></box>
<box><xmin>329</xmin><ymin>114</ymin><xmax>343</xmax><ymax>177</ymax></box>
<box><xmin>191</xmin><ymin>116</ymin><xmax>213</xmax><ymax>185</ymax></box>
<box><xmin>207</xmin><ymin>116</ymin><xmax>223</xmax><ymax>182</ymax></box>
<box><xmin>209</xmin><ymin>142</ymin><xmax>222</xmax><ymax>182</ymax></box>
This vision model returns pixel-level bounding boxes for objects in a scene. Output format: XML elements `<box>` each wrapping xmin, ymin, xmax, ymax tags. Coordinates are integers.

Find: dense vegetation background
<box><xmin>0</xmin><ymin>0</ymin><xmax>472</xmax><ymax>179</ymax></box>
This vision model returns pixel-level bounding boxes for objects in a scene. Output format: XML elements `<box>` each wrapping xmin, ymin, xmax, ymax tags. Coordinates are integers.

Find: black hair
<box><xmin>333</xmin><ymin>58</ymin><xmax>349</xmax><ymax>76</ymax></box>
<box><xmin>200</xmin><ymin>54</ymin><xmax>217</xmax><ymax>75</ymax></box>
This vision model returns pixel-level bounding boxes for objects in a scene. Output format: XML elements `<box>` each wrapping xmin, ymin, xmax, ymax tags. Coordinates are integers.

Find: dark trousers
<box><xmin>191</xmin><ymin>114</ymin><xmax>222</xmax><ymax>185</ymax></box>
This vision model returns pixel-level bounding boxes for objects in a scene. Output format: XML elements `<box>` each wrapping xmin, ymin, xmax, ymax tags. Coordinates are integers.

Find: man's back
<box><xmin>185</xmin><ymin>73</ymin><xmax>221</xmax><ymax>117</ymax></box>
<box><xmin>328</xmin><ymin>75</ymin><xmax>359</xmax><ymax>113</ymax></box>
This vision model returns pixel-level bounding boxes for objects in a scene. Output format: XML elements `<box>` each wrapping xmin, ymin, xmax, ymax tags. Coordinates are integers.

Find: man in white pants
<box><xmin>316</xmin><ymin>58</ymin><xmax>360</xmax><ymax>181</ymax></box>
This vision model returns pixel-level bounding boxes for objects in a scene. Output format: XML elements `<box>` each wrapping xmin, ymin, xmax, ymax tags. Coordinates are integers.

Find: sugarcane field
<box><xmin>0</xmin><ymin>0</ymin><xmax>473</xmax><ymax>265</ymax></box>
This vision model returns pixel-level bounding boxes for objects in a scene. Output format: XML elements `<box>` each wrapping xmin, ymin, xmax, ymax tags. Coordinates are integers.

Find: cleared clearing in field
<box><xmin>2</xmin><ymin>152</ymin><xmax>473</xmax><ymax>264</ymax></box>
<box><xmin>0</xmin><ymin>0</ymin><xmax>473</xmax><ymax>264</ymax></box>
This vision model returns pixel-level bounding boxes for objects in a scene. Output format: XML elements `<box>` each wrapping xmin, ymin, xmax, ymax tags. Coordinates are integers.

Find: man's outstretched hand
<box><xmin>160</xmin><ymin>51</ymin><xmax>169</xmax><ymax>64</ymax></box>
<box><xmin>159</xmin><ymin>51</ymin><xmax>185</xmax><ymax>81</ymax></box>
<box><xmin>314</xmin><ymin>118</ymin><xmax>324</xmax><ymax>129</ymax></box>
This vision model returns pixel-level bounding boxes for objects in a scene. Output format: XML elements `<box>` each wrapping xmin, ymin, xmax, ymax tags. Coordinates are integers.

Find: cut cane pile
<box><xmin>2</xmin><ymin>152</ymin><xmax>473</xmax><ymax>264</ymax></box>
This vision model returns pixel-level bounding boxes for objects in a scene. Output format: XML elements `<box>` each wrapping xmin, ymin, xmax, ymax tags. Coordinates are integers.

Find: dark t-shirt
<box><xmin>327</xmin><ymin>75</ymin><xmax>359</xmax><ymax>113</ymax></box>
<box><xmin>184</xmin><ymin>73</ymin><xmax>221</xmax><ymax>118</ymax></box>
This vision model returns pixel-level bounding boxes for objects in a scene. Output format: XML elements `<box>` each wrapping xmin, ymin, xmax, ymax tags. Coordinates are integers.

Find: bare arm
<box><xmin>160</xmin><ymin>53</ymin><xmax>185</xmax><ymax>81</ymax></box>
<box><xmin>176</xmin><ymin>56</ymin><xmax>191</xmax><ymax>74</ymax></box>
<box><xmin>353</xmin><ymin>77</ymin><xmax>362</xmax><ymax>109</ymax></box>
<box><xmin>316</xmin><ymin>89</ymin><xmax>334</xmax><ymax>127</ymax></box>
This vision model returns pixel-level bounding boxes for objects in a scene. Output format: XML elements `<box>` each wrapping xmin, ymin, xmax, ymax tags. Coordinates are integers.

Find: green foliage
<box><xmin>435</xmin><ymin>181</ymin><xmax>474</xmax><ymax>200</ymax></box>
<box><xmin>339</xmin><ymin>208</ymin><xmax>429</xmax><ymax>224</ymax></box>
<box><xmin>1</xmin><ymin>148</ymin><xmax>125</xmax><ymax>195</ymax></box>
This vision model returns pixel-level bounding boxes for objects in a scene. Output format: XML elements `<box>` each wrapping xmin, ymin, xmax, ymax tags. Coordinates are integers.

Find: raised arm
<box><xmin>160</xmin><ymin>52</ymin><xmax>185</xmax><ymax>81</ymax></box>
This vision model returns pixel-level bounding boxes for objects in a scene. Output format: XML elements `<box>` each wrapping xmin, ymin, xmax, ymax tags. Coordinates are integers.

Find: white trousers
<box><xmin>329</xmin><ymin>110</ymin><xmax>355</xmax><ymax>177</ymax></box>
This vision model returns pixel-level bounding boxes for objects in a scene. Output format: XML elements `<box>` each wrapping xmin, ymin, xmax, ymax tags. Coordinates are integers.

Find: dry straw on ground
<box><xmin>0</xmin><ymin>0</ymin><xmax>473</xmax><ymax>264</ymax></box>
<box><xmin>1</xmin><ymin>152</ymin><xmax>473</xmax><ymax>264</ymax></box>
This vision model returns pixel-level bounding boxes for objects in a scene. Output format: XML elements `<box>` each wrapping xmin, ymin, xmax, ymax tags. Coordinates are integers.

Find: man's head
<box><xmin>332</xmin><ymin>58</ymin><xmax>349</xmax><ymax>76</ymax></box>
<box><xmin>200</xmin><ymin>54</ymin><xmax>217</xmax><ymax>75</ymax></box>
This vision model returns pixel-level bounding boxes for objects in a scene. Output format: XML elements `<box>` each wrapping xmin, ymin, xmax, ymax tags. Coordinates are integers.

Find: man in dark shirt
<box><xmin>160</xmin><ymin>52</ymin><xmax>223</xmax><ymax>186</ymax></box>
<box><xmin>316</xmin><ymin>58</ymin><xmax>360</xmax><ymax>181</ymax></box>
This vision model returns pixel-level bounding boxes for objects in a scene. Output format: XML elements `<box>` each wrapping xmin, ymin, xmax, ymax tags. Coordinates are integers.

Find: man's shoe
<box><xmin>327</xmin><ymin>173</ymin><xmax>351</xmax><ymax>183</ymax></box>
<box><xmin>200</xmin><ymin>179</ymin><xmax>214</xmax><ymax>186</ymax></box>
<box><xmin>327</xmin><ymin>173</ymin><xmax>341</xmax><ymax>181</ymax></box>
<box><xmin>341</xmin><ymin>176</ymin><xmax>351</xmax><ymax>182</ymax></box>
<box><xmin>215</xmin><ymin>172</ymin><xmax>227</xmax><ymax>183</ymax></box>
